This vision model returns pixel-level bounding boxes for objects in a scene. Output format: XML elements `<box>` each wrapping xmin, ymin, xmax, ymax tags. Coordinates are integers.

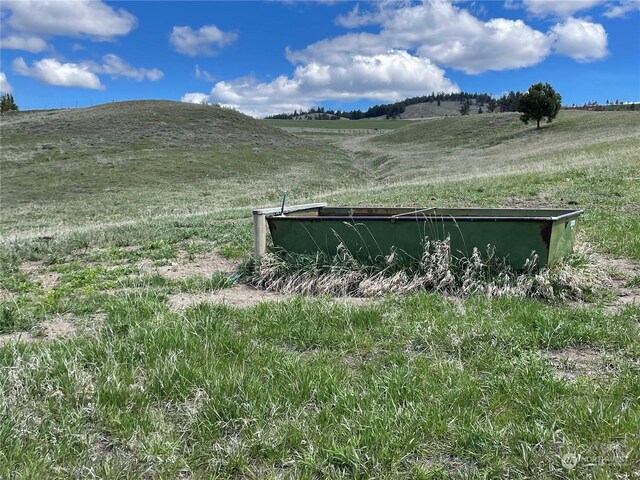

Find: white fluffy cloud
<box><xmin>0</xmin><ymin>1</ymin><xmax>136</xmax><ymax>54</ymax></box>
<box><xmin>416</xmin><ymin>18</ymin><xmax>551</xmax><ymax>74</ymax></box>
<box><xmin>91</xmin><ymin>54</ymin><xmax>164</xmax><ymax>81</ymax></box>
<box><xmin>603</xmin><ymin>0</ymin><xmax>640</xmax><ymax>18</ymax></box>
<box><xmin>181</xmin><ymin>0</ymin><xmax>613</xmax><ymax>117</ymax></box>
<box><xmin>182</xmin><ymin>50</ymin><xmax>459</xmax><ymax>117</ymax></box>
<box><xmin>181</xmin><ymin>92</ymin><xmax>210</xmax><ymax>105</ymax></box>
<box><xmin>1</xmin><ymin>0</ymin><xmax>136</xmax><ymax>39</ymax></box>
<box><xmin>0</xmin><ymin>72</ymin><xmax>13</xmax><ymax>93</ymax></box>
<box><xmin>11</xmin><ymin>54</ymin><xmax>163</xmax><ymax>89</ymax></box>
<box><xmin>13</xmin><ymin>57</ymin><xmax>104</xmax><ymax>90</ymax></box>
<box><xmin>0</xmin><ymin>34</ymin><xmax>49</xmax><ymax>53</ymax></box>
<box><xmin>551</xmin><ymin>17</ymin><xmax>608</xmax><ymax>61</ymax></box>
<box><xmin>520</xmin><ymin>0</ymin><xmax>605</xmax><ymax>18</ymax></box>
<box><xmin>290</xmin><ymin>2</ymin><xmax>553</xmax><ymax>74</ymax></box>
<box><xmin>170</xmin><ymin>25</ymin><xmax>238</xmax><ymax>57</ymax></box>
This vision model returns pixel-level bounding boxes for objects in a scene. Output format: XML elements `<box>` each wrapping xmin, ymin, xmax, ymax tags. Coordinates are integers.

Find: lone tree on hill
<box><xmin>0</xmin><ymin>93</ymin><xmax>19</xmax><ymax>113</ymax></box>
<box><xmin>459</xmin><ymin>100</ymin><xmax>470</xmax><ymax>115</ymax></box>
<box><xmin>518</xmin><ymin>82</ymin><xmax>561</xmax><ymax>129</ymax></box>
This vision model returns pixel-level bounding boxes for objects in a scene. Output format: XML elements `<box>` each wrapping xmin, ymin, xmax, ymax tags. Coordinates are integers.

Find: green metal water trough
<box><xmin>260</xmin><ymin>204</ymin><xmax>583</xmax><ymax>269</ymax></box>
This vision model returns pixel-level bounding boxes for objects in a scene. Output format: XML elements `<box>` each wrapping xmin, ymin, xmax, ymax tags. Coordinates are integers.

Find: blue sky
<box><xmin>1</xmin><ymin>0</ymin><xmax>639</xmax><ymax>117</ymax></box>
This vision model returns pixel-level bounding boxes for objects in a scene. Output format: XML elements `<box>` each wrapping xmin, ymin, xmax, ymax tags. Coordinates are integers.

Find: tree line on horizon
<box><xmin>265</xmin><ymin>91</ymin><xmax>526</xmax><ymax>120</ymax></box>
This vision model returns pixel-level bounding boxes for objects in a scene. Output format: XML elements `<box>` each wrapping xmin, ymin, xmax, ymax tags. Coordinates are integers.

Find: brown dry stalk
<box><xmin>252</xmin><ymin>239</ymin><xmax>608</xmax><ymax>300</ymax></box>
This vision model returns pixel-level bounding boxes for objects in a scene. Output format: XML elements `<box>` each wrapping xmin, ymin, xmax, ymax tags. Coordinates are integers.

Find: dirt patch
<box><xmin>610</xmin><ymin>288</ymin><xmax>640</xmax><ymax>312</ymax></box>
<box><xmin>139</xmin><ymin>251</ymin><xmax>239</xmax><ymax>280</ymax></box>
<box><xmin>0</xmin><ymin>313</ymin><xmax>77</xmax><ymax>344</ymax></box>
<box><xmin>603</xmin><ymin>255</ymin><xmax>640</xmax><ymax>314</ymax></box>
<box><xmin>18</xmin><ymin>260</ymin><xmax>60</xmax><ymax>289</ymax></box>
<box><xmin>19</xmin><ymin>260</ymin><xmax>43</xmax><ymax>275</ymax></box>
<box><xmin>39</xmin><ymin>272</ymin><xmax>60</xmax><ymax>289</ymax></box>
<box><xmin>0</xmin><ymin>312</ymin><xmax>106</xmax><ymax>345</ymax></box>
<box><xmin>542</xmin><ymin>346</ymin><xmax>610</xmax><ymax>381</ymax></box>
<box><xmin>168</xmin><ymin>284</ymin><xmax>288</xmax><ymax>310</ymax></box>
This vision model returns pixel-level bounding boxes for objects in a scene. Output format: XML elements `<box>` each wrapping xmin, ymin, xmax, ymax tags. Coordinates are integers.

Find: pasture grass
<box><xmin>0</xmin><ymin>251</ymin><xmax>235</xmax><ymax>335</ymax></box>
<box><xmin>374</xmin><ymin>111</ymin><xmax>639</xmax><ymax>148</ymax></box>
<box><xmin>1</xmin><ymin>294</ymin><xmax>638</xmax><ymax>478</ymax></box>
<box><xmin>0</xmin><ymin>142</ymin><xmax>362</xmax><ymax>235</ymax></box>
<box><xmin>1</xmin><ymin>104</ymin><xmax>639</xmax><ymax>478</ymax></box>
<box><xmin>1</xmin><ymin>101</ymin><xmax>366</xmax><ymax>234</ymax></box>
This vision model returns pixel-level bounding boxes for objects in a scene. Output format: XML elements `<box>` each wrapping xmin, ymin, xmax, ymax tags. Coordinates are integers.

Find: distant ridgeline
<box><xmin>265</xmin><ymin>91</ymin><xmax>524</xmax><ymax>120</ymax></box>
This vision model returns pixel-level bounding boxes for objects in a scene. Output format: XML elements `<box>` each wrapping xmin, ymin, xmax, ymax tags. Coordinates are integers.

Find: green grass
<box><xmin>374</xmin><ymin>111</ymin><xmax>639</xmax><ymax>148</ymax></box>
<box><xmin>374</xmin><ymin>112</ymin><xmax>526</xmax><ymax>148</ymax></box>
<box><xmin>1</xmin><ymin>295</ymin><xmax>638</xmax><ymax>478</ymax></box>
<box><xmin>0</xmin><ymin>140</ymin><xmax>363</xmax><ymax>234</ymax></box>
<box><xmin>1</xmin><ymin>101</ymin><xmax>366</xmax><ymax>234</ymax></box>
<box><xmin>1</xmin><ymin>103</ymin><xmax>639</xmax><ymax>478</ymax></box>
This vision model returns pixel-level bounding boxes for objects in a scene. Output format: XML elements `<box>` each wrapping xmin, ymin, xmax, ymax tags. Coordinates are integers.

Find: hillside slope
<box><xmin>352</xmin><ymin>110</ymin><xmax>640</xmax><ymax>183</ymax></box>
<box><xmin>0</xmin><ymin>100</ymin><xmax>302</xmax><ymax>148</ymax></box>
<box><xmin>378</xmin><ymin>110</ymin><xmax>639</xmax><ymax>147</ymax></box>
<box><xmin>397</xmin><ymin>100</ymin><xmax>482</xmax><ymax>119</ymax></box>
<box><xmin>0</xmin><ymin>101</ymin><xmax>360</xmax><ymax>235</ymax></box>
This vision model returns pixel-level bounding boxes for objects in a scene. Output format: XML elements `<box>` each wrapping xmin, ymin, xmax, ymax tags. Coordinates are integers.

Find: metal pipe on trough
<box><xmin>253</xmin><ymin>212</ymin><xmax>267</xmax><ymax>259</ymax></box>
<box><xmin>252</xmin><ymin>203</ymin><xmax>327</xmax><ymax>259</ymax></box>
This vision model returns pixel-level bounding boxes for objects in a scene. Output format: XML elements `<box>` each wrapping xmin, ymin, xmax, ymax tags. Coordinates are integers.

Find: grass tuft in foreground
<box><xmin>252</xmin><ymin>239</ymin><xmax>609</xmax><ymax>302</ymax></box>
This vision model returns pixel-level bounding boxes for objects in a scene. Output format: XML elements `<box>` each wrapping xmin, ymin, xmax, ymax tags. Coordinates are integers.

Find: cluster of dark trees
<box><xmin>0</xmin><ymin>93</ymin><xmax>19</xmax><ymax>113</ymax></box>
<box><xmin>268</xmin><ymin>82</ymin><xmax>564</xmax><ymax>130</ymax></box>
<box><xmin>266</xmin><ymin>90</ymin><xmax>531</xmax><ymax>120</ymax></box>
<box><xmin>267</xmin><ymin>106</ymin><xmax>342</xmax><ymax>120</ymax></box>
<box><xmin>495</xmin><ymin>91</ymin><xmax>522</xmax><ymax>112</ymax></box>
<box><xmin>347</xmin><ymin>92</ymin><xmax>502</xmax><ymax>118</ymax></box>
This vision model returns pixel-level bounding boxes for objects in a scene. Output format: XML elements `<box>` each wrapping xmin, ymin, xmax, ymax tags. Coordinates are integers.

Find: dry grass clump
<box><xmin>251</xmin><ymin>239</ymin><xmax>608</xmax><ymax>301</ymax></box>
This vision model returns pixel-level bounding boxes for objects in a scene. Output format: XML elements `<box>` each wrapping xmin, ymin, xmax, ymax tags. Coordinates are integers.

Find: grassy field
<box><xmin>1</xmin><ymin>102</ymin><xmax>639</xmax><ymax>479</ymax></box>
<box><xmin>1</xmin><ymin>101</ymin><xmax>365</xmax><ymax>236</ymax></box>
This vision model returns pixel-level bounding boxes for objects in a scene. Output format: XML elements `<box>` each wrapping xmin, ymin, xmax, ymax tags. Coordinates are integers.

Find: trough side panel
<box><xmin>268</xmin><ymin>217</ymin><xmax>555</xmax><ymax>268</ymax></box>
<box><xmin>547</xmin><ymin>217</ymin><xmax>579</xmax><ymax>265</ymax></box>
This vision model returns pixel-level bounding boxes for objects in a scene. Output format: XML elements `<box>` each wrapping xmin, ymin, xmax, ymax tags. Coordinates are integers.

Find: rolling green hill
<box><xmin>352</xmin><ymin>110</ymin><xmax>640</xmax><ymax>185</ymax></box>
<box><xmin>1</xmin><ymin>100</ymin><xmax>302</xmax><ymax>147</ymax></box>
<box><xmin>1</xmin><ymin>101</ymin><xmax>362</xmax><ymax>235</ymax></box>
<box><xmin>376</xmin><ymin>110</ymin><xmax>639</xmax><ymax>147</ymax></box>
